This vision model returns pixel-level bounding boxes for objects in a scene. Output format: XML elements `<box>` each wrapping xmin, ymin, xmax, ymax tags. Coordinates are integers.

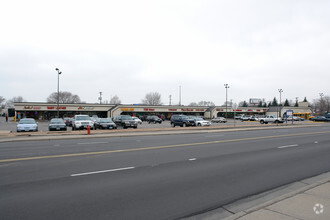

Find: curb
<box><xmin>0</xmin><ymin>124</ymin><xmax>323</xmax><ymax>143</ymax></box>
<box><xmin>183</xmin><ymin>172</ymin><xmax>330</xmax><ymax>220</ymax></box>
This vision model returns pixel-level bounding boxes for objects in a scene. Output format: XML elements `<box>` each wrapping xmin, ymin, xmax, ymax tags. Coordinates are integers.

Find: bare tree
<box><xmin>47</xmin><ymin>91</ymin><xmax>82</xmax><ymax>104</ymax></box>
<box><xmin>142</xmin><ymin>92</ymin><xmax>162</xmax><ymax>105</ymax></box>
<box><xmin>198</xmin><ymin>101</ymin><xmax>215</xmax><ymax>106</ymax></box>
<box><xmin>188</xmin><ymin>102</ymin><xmax>198</xmax><ymax>106</ymax></box>
<box><xmin>6</xmin><ymin>96</ymin><xmax>26</xmax><ymax>108</ymax></box>
<box><xmin>110</xmin><ymin>95</ymin><xmax>121</xmax><ymax>104</ymax></box>
<box><xmin>0</xmin><ymin>96</ymin><xmax>5</xmax><ymax>109</ymax></box>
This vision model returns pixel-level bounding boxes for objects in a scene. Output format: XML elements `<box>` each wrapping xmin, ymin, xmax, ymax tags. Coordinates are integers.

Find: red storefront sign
<box><xmin>47</xmin><ymin>106</ymin><xmax>67</xmax><ymax>110</ymax></box>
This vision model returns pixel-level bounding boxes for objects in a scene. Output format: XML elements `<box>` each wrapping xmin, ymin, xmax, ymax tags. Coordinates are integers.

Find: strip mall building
<box><xmin>13</xmin><ymin>102</ymin><xmax>312</xmax><ymax>120</ymax></box>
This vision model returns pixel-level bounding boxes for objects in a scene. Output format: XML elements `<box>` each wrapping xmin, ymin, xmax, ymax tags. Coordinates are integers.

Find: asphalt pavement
<box><xmin>0</xmin><ymin>124</ymin><xmax>330</xmax><ymax>219</ymax></box>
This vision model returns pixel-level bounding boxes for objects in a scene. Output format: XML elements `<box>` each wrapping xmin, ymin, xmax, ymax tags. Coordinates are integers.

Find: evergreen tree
<box><xmin>303</xmin><ymin>97</ymin><xmax>308</xmax><ymax>102</ymax></box>
<box><xmin>258</xmin><ymin>101</ymin><xmax>263</xmax><ymax>107</ymax></box>
<box><xmin>263</xmin><ymin>103</ymin><xmax>267</xmax><ymax>107</ymax></box>
<box><xmin>294</xmin><ymin>100</ymin><xmax>299</xmax><ymax>107</ymax></box>
<box><xmin>271</xmin><ymin>97</ymin><xmax>278</xmax><ymax>106</ymax></box>
<box><xmin>284</xmin><ymin>99</ymin><xmax>290</xmax><ymax>106</ymax></box>
<box><xmin>242</xmin><ymin>101</ymin><xmax>248</xmax><ymax>107</ymax></box>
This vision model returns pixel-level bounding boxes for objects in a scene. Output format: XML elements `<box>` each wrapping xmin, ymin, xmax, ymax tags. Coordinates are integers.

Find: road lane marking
<box><xmin>77</xmin><ymin>142</ymin><xmax>109</xmax><ymax>145</ymax></box>
<box><xmin>278</xmin><ymin>144</ymin><xmax>299</xmax><ymax>149</ymax></box>
<box><xmin>189</xmin><ymin>158</ymin><xmax>197</xmax><ymax>161</ymax></box>
<box><xmin>71</xmin><ymin>167</ymin><xmax>135</xmax><ymax>177</ymax></box>
<box><xmin>1</xmin><ymin>130</ymin><xmax>330</xmax><ymax>163</ymax></box>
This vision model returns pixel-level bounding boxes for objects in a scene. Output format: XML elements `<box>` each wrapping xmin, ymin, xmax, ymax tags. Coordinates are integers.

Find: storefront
<box><xmin>214</xmin><ymin>107</ymin><xmax>268</xmax><ymax>118</ymax></box>
<box><xmin>14</xmin><ymin>103</ymin><xmax>115</xmax><ymax>120</ymax></box>
<box><xmin>112</xmin><ymin>106</ymin><xmax>208</xmax><ymax>120</ymax></box>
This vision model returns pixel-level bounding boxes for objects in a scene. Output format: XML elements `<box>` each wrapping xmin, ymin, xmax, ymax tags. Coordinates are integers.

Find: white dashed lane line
<box><xmin>71</xmin><ymin>167</ymin><xmax>135</xmax><ymax>177</ymax></box>
<box><xmin>277</xmin><ymin>144</ymin><xmax>299</xmax><ymax>149</ymax></box>
<box><xmin>77</xmin><ymin>142</ymin><xmax>109</xmax><ymax>145</ymax></box>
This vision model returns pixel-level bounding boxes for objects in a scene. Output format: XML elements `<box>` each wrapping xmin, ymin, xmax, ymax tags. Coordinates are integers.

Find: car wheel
<box><xmin>123</xmin><ymin>126</ymin><xmax>128</xmax><ymax>129</ymax></box>
<box><xmin>183</xmin><ymin>123</ymin><xmax>186</xmax><ymax>127</ymax></box>
<box><xmin>134</xmin><ymin>126</ymin><xmax>137</xmax><ymax>129</ymax></box>
<box><xmin>153</xmin><ymin>121</ymin><xmax>156</xmax><ymax>124</ymax></box>
<box><xmin>159</xmin><ymin>121</ymin><xmax>162</xmax><ymax>124</ymax></box>
<box><xmin>265</xmin><ymin>122</ymin><xmax>268</xmax><ymax>124</ymax></box>
<box><xmin>171</xmin><ymin>123</ymin><xmax>175</xmax><ymax>127</ymax></box>
<box><xmin>148</xmin><ymin>121</ymin><xmax>151</xmax><ymax>124</ymax></box>
<box><xmin>197</xmin><ymin>123</ymin><xmax>201</xmax><ymax>126</ymax></box>
<box><xmin>260</xmin><ymin>121</ymin><xmax>264</xmax><ymax>124</ymax></box>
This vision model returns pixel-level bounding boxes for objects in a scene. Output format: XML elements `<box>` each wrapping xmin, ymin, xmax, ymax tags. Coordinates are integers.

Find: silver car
<box><xmin>17</xmin><ymin>118</ymin><xmax>38</xmax><ymax>132</ymax></box>
<box><xmin>49</xmin><ymin>118</ymin><xmax>67</xmax><ymax>131</ymax></box>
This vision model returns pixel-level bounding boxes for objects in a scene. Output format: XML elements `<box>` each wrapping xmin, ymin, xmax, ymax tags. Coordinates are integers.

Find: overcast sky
<box><xmin>1</xmin><ymin>0</ymin><xmax>329</xmax><ymax>106</ymax></box>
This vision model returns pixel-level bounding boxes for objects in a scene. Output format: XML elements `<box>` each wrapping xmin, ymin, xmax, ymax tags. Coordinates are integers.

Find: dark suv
<box><xmin>147</xmin><ymin>116</ymin><xmax>162</xmax><ymax>124</ymax></box>
<box><xmin>170</xmin><ymin>115</ymin><xmax>195</xmax><ymax>127</ymax></box>
<box><xmin>113</xmin><ymin>115</ymin><xmax>138</xmax><ymax>129</ymax></box>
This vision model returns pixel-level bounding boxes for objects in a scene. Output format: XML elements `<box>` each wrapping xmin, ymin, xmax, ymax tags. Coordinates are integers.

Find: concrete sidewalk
<box><xmin>186</xmin><ymin>172</ymin><xmax>330</xmax><ymax>220</ymax></box>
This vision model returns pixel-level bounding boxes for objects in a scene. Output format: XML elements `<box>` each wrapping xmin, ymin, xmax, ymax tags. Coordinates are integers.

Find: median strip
<box><xmin>1</xmin><ymin>131</ymin><xmax>329</xmax><ymax>163</ymax></box>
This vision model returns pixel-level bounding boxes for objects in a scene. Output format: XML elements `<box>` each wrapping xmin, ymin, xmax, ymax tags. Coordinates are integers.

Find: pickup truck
<box><xmin>259</xmin><ymin>115</ymin><xmax>283</xmax><ymax>124</ymax></box>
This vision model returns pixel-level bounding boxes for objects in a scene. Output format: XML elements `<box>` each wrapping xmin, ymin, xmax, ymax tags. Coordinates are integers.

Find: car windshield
<box><xmin>195</xmin><ymin>118</ymin><xmax>203</xmax><ymax>121</ymax></box>
<box><xmin>19</xmin><ymin>119</ymin><xmax>36</xmax><ymax>124</ymax></box>
<box><xmin>181</xmin><ymin>116</ymin><xmax>189</xmax><ymax>120</ymax></box>
<box><xmin>100</xmin><ymin>118</ymin><xmax>113</xmax><ymax>123</ymax></box>
<box><xmin>122</xmin><ymin>115</ymin><xmax>132</xmax><ymax>120</ymax></box>
<box><xmin>50</xmin><ymin>119</ymin><xmax>64</xmax><ymax>124</ymax></box>
<box><xmin>76</xmin><ymin>116</ymin><xmax>91</xmax><ymax>121</ymax></box>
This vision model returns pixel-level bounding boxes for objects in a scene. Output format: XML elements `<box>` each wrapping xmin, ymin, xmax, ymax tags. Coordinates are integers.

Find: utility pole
<box><xmin>169</xmin><ymin>95</ymin><xmax>172</xmax><ymax>106</ymax></box>
<box><xmin>224</xmin><ymin>84</ymin><xmax>229</xmax><ymax>119</ymax></box>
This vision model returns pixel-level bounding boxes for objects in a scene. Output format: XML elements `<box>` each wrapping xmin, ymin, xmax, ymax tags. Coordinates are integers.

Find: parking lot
<box><xmin>0</xmin><ymin>116</ymin><xmax>312</xmax><ymax>133</ymax></box>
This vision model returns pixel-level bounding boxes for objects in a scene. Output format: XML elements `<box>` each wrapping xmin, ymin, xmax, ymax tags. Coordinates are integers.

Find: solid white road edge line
<box><xmin>71</xmin><ymin>167</ymin><xmax>135</xmax><ymax>177</ymax></box>
<box><xmin>277</xmin><ymin>144</ymin><xmax>299</xmax><ymax>149</ymax></box>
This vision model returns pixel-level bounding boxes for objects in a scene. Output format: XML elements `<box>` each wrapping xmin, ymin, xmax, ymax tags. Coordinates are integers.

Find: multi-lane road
<box><xmin>0</xmin><ymin>124</ymin><xmax>330</xmax><ymax>219</ymax></box>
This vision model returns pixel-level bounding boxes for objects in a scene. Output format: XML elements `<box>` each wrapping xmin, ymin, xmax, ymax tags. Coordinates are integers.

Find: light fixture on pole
<box><xmin>55</xmin><ymin>68</ymin><xmax>62</xmax><ymax>118</ymax></box>
<box><xmin>224</xmin><ymin>84</ymin><xmax>229</xmax><ymax>119</ymax></box>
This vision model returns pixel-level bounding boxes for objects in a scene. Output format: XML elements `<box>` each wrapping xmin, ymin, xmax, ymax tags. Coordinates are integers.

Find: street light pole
<box><xmin>179</xmin><ymin>86</ymin><xmax>182</xmax><ymax>106</ymax></box>
<box><xmin>278</xmin><ymin>89</ymin><xmax>283</xmax><ymax>117</ymax></box>
<box><xmin>55</xmin><ymin>68</ymin><xmax>62</xmax><ymax>118</ymax></box>
<box><xmin>224</xmin><ymin>84</ymin><xmax>229</xmax><ymax>119</ymax></box>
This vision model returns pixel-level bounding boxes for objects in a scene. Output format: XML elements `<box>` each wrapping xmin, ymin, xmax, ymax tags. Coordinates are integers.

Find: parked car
<box><xmin>147</xmin><ymin>116</ymin><xmax>162</xmax><ymax>124</ymax></box>
<box><xmin>170</xmin><ymin>115</ymin><xmax>195</xmax><ymax>127</ymax></box>
<box><xmin>211</xmin><ymin>117</ymin><xmax>227</xmax><ymax>123</ymax></box>
<box><xmin>17</xmin><ymin>118</ymin><xmax>38</xmax><ymax>132</ymax></box>
<box><xmin>95</xmin><ymin>118</ymin><xmax>117</xmax><ymax>129</ymax></box>
<box><xmin>72</xmin><ymin>115</ymin><xmax>95</xmax><ymax>130</ymax></box>
<box><xmin>241</xmin><ymin>115</ymin><xmax>252</xmax><ymax>121</ymax></box>
<box><xmin>113</xmin><ymin>115</ymin><xmax>138</xmax><ymax>129</ymax></box>
<box><xmin>249</xmin><ymin>115</ymin><xmax>259</xmax><ymax>121</ymax></box>
<box><xmin>311</xmin><ymin>116</ymin><xmax>327</xmax><ymax>122</ymax></box>
<box><xmin>194</xmin><ymin>118</ymin><xmax>211</xmax><ymax>126</ymax></box>
<box><xmin>63</xmin><ymin>117</ymin><xmax>73</xmax><ymax>127</ymax></box>
<box><xmin>259</xmin><ymin>115</ymin><xmax>283</xmax><ymax>124</ymax></box>
<box><xmin>132</xmin><ymin>117</ymin><xmax>142</xmax><ymax>124</ymax></box>
<box><xmin>49</xmin><ymin>118</ymin><xmax>67</xmax><ymax>131</ymax></box>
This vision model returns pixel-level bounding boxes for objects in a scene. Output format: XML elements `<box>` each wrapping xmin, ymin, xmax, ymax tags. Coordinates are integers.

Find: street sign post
<box><xmin>286</xmin><ymin>110</ymin><xmax>293</xmax><ymax>125</ymax></box>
